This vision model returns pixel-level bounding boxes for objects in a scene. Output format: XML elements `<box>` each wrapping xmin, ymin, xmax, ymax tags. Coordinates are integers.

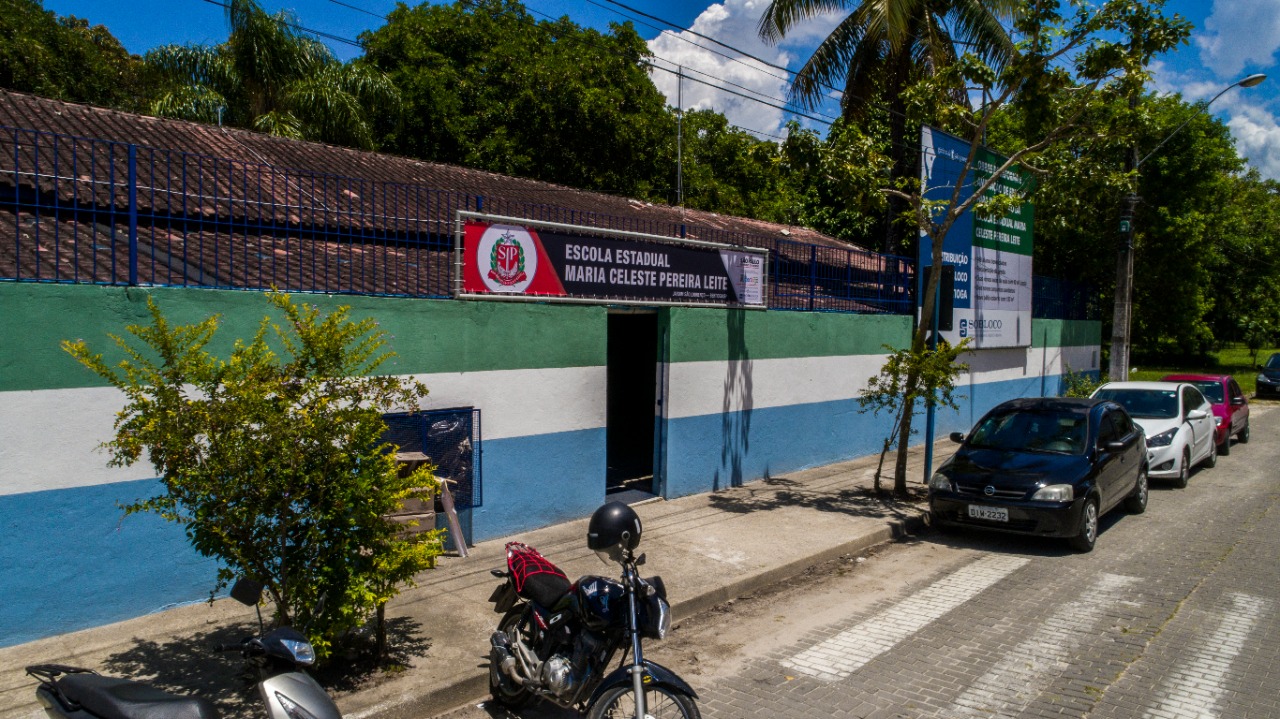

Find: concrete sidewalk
<box><xmin>0</xmin><ymin>442</ymin><xmax>942</xmax><ymax>719</ymax></box>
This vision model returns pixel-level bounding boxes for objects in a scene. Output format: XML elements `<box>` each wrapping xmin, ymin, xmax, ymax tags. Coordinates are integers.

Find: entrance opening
<box><xmin>606</xmin><ymin>312</ymin><xmax>657</xmax><ymax>501</ymax></box>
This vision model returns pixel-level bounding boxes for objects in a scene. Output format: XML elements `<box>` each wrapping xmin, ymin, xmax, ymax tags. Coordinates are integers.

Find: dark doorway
<box><xmin>606</xmin><ymin>312</ymin><xmax>657</xmax><ymax>499</ymax></box>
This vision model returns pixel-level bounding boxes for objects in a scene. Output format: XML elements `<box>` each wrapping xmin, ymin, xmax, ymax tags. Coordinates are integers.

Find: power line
<box><xmin>197</xmin><ymin>0</ymin><xmax>364</xmax><ymax>48</ymax></box>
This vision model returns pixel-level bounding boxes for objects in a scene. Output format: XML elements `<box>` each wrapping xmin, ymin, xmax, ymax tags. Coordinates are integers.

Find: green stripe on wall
<box><xmin>664</xmin><ymin>308</ymin><xmax>911</xmax><ymax>363</ymax></box>
<box><xmin>0</xmin><ymin>284</ymin><xmax>606</xmax><ymax>391</ymax></box>
<box><xmin>1031</xmin><ymin>319</ymin><xmax>1103</xmax><ymax>348</ymax></box>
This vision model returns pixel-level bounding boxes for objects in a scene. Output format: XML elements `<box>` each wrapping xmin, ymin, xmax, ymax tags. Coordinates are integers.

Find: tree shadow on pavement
<box><xmin>707</xmin><ymin>474</ymin><xmax>928</xmax><ymax>523</ymax></box>
<box><xmin>101</xmin><ymin>621</ymin><xmax>260</xmax><ymax>717</ymax></box>
<box><xmin>100</xmin><ymin>616</ymin><xmax>432</xmax><ymax>716</ymax></box>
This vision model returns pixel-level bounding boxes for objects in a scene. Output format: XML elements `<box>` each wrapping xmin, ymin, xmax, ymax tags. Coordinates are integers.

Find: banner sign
<box><xmin>919</xmin><ymin>126</ymin><xmax>1034</xmax><ymax>348</ymax></box>
<box><xmin>458</xmin><ymin>215</ymin><xmax>767</xmax><ymax>308</ymax></box>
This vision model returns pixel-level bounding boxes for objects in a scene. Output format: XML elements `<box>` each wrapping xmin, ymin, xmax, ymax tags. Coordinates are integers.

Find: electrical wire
<box><xmin>197</xmin><ymin>0</ymin><xmax>364</xmax><ymax>48</ymax></box>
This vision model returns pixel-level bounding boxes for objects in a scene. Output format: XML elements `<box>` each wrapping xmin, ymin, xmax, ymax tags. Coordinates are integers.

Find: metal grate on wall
<box><xmin>382</xmin><ymin>408</ymin><xmax>482</xmax><ymax>510</ymax></box>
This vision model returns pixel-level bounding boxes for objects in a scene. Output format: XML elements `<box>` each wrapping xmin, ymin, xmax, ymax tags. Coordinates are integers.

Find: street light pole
<box><xmin>1108</xmin><ymin>73</ymin><xmax>1267</xmax><ymax>381</ymax></box>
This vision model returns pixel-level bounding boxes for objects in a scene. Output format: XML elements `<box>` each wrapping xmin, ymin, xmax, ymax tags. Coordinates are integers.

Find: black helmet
<box><xmin>587</xmin><ymin>502</ymin><xmax>642</xmax><ymax>563</ymax></box>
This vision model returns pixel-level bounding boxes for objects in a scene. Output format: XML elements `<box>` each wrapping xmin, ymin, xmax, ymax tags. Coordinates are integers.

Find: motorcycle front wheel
<box><xmin>586</xmin><ymin>685</ymin><xmax>701</xmax><ymax>719</ymax></box>
<box><xmin>489</xmin><ymin>608</ymin><xmax>535</xmax><ymax>709</ymax></box>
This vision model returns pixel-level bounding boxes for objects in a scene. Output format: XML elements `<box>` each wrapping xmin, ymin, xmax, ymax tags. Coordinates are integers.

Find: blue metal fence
<box><xmin>0</xmin><ymin>125</ymin><xmax>916</xmax><ymax>313</ymax></box>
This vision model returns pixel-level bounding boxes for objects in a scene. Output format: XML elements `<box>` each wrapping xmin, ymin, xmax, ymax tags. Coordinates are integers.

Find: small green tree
<box><xmin>1061</xmin><ymin>364</ymin><xmax>1104</xmax><ymax>398</ymax></box>
<box><xmin>63</xmin><ymin>292</ymin><xmax>443</xmax><ymax>658</ymax></box>
<box><xmin>858</xmin><ymin>340</ymin><xmax>970</xmax><ymax>494</ymax></box>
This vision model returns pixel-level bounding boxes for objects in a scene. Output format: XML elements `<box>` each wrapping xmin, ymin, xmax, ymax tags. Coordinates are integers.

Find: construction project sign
<box><xmin>457</xmin><ymin>214</ymin><xmax>767</xmax><ymax>308</ymax></box>
<box><xmin>919</xmin><ymin>126</ymin><xmax>1034</xmax><ymax>348</ymax></box>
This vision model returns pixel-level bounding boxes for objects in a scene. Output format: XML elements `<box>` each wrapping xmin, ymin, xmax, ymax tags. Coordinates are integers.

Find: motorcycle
<box><xmin>26</xmin><ymin>578</ymin><xmax>342</xmax><ymax>719</ymax></box>
<box><xmin>487</xmin><ymin>502</ymin><xmax>700</xmax><ymax>719</ymax></box>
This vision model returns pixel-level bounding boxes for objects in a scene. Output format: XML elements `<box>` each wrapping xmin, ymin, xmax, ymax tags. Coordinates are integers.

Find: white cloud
<box><xmin>645</xmin><ymin>0</ymin><xmax>843</xmax><ymax>138</ymax></box>
<box><xmin>1195</xmin><ymin>0</ymin><xmax>1280</xmax><ymax>77</ymax></box>
<box><xmin>1225</xmin><ymin>101</ymin><xmax>1280</xmax><ymax>179</ymax></box>
<box><xmin>1145</xmin><ymin>60</ymin><xmax>1280</xmax><ymax>181</ymax></box>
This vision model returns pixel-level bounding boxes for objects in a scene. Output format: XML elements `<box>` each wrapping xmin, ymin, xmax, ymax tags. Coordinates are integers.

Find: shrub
<box><xmin>63</xmin><ymin>292</ymin><xmax>444</xmax><ymax>658</ymax></box>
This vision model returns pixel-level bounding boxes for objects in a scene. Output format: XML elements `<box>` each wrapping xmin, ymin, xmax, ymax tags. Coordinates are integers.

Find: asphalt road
<box><xmin>429</xmin><ymin>403</ymin><xmax>1278</xmax><ymax>719</ymax></box>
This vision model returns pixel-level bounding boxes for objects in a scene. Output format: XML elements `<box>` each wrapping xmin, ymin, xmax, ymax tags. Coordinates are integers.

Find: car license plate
<box><xmin>968</xmin><ymin>505</ymin><xmax>1008</xmax><ymax>522</ymax></box>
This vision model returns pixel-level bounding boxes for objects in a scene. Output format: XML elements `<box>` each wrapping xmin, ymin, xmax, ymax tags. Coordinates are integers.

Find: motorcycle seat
<box><xmin>55</xmin><ymin>673</ymin><xmax>219</xmax><ymax>719</ymax></box>
<box><xmin>520</xmin><ymin>572</ymin><xmax>572</xmax><ymax>609</ymax></box>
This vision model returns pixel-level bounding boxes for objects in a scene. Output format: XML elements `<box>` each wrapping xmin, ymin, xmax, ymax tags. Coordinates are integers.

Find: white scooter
<box><xmin>26</xmin><ymin>578</ymin><xmax>342</xmax><ymax>719</ymax></box>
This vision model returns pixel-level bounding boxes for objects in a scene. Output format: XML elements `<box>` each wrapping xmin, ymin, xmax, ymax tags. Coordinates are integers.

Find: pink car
<box><xmin>1161</xmin><ymin>374</ymin><xmax>1251</xmax><ymax>454</ymax></box>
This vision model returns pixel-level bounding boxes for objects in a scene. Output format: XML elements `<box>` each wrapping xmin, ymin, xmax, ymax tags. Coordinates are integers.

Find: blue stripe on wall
<box><xmin>0</xmin><ymin>479</ymin><xmax>219</xmax><ymax>648</ymax></box>
<box><xmin>663</xmin><ymin>371</ymin><xmax>1098</xmax><ymax>497</ymax></box>
<box><xmin>471</xmin><ymin>426</ymin><xmax>607</xmax><ymax>541</ymax></box>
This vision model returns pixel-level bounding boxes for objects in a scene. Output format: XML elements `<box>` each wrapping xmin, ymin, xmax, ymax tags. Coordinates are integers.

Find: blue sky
<box><xmin>42</xmin><ymin>0</ymin><xmax>1280</xmax><ymax>179</ymax></box>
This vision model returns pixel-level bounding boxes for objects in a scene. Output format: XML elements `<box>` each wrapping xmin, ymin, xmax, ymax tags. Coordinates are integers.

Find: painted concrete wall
<box><xmin>0</xmin><ymin>282</ymin><xmax>1099</xmax><ymax>646</ymax></box>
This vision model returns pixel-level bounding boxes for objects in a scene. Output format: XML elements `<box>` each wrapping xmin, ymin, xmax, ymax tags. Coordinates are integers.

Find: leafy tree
<box><xmin>362</xmin><ymin>0</ymin><xmax>667</xmax><ymax>197</ymax></box>
<box><xmin>0</xmin><ymin>0</ymin><xmax>154</xmax><ymax>110</ymax></box>
<box><xmin>63</xmin><ymin>293</ymin><xmax>443</xmax><ymax>658</ymax></box>
<box><xmin>145</xmin><ymin>0</ymin><xmax>397</xmax><ymax>149</ymax></box>
<box><xmin>759</xmin><ymin>0</ymin><xmax>1019</xmax><ymax>254</ymax></box>
<box><xmin>871</xmin><ymin>0</ymin><xmax>1189</xmax><ymax>494</ymax></box>
<box><xmin>858</xmin><ymin>340</ymin><xmax>969</xmax><ymax>494</ymax></box>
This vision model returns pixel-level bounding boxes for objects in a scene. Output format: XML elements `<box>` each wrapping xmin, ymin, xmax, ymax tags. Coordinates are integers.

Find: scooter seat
<box><xmin>56</xmin><ymin>673</ymin><xmax>218</xmax><ymax>719</ymax></box>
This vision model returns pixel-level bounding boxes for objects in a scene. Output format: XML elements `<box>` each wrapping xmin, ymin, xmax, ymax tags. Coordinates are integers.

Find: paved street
<box><xmin>432</xmin><ymin>404</ymin><xmax>1278</xmax><ymax>719</ymax></box>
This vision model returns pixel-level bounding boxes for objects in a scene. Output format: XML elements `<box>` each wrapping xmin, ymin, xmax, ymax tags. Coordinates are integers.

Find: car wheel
<box><xmin>1124</xmin><ymin>466</ymin><xmax>1148</xmax><ymax>514</ymax></box>
<box><xmin>1173</xmin><ymin>448</ymin><xmax>1190</xmax><ymax>489</ymax></box>
<box><xmin>1239</xmin><ymin>422</ymin><xmax>1250</xmax><ymax>444</ymax></box>
<box><xmin>1203</xmin><ymin>437</ymin><xmax>1217</xmax><ymax>468</ymax></box>
<box><xmin>1219</xmin><ymin>435</ymin><xmax>1231</xmax><ymax>456</ymax></box>
<box><xmin>1068</xmin><ymin>498</ymin><xmax>1099</xmax><ymax>553</ymax></box>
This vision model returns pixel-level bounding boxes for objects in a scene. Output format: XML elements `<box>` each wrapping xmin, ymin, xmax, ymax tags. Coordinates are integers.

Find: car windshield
<box><xmin>1185</xmin><ymin>381</ymin><xmax>1224</xmax><ymax>404</ymax></box>
<box><xmin>1267</xmin><ymin>354</ymin><xmax>1280</xmax><ymax>369</ymax></box>
<box><xmin>966</xmin><ymin>409</ymin><xmax>1089</xmax><ymax>455</ymax></box>
<box><xmin>1093</xmin><ymin>388</ymin><xmax>1178</xmax><ymax>419</ymax></box>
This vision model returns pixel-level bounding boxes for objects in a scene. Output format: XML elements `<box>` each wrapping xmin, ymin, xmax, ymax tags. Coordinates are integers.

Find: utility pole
<box><xmin>677</xmin><ymin>65</ymin><xmax>684</xmax><ymax>208</ymax></box>
<box><xmin>1109</xmin><ymin>16</ymin><xmax>1141</xmax><ymax>382</ymax></box>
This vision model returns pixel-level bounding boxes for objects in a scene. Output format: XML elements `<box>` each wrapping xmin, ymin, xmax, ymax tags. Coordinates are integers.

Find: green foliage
<box><xmin>145</xmin><ymin>0</ymin><xmax>397</xmax><ymax>149</ymax></box>
<box><xmin>362</xmin><ymin>0</ymin><xmax>667</xmax><ymax>197</ymax></box>
<box><xmin>1061</xmin><ymin>365</ymin><xmax>1104</xmax><ymax>398</ymax></box>
<box><xmin>0</xmin><ymin>0</ymin><xmax>155</xmax><ymax>110</ymax></box>
<box><xmin>858</xmin><ymin>340</ymin><xmax>970</xmax><ymax>493</ymax></box>
<box><xmin>62</xmin><ymin>293</ymin><xmax>443</xmax><ymax>658</ymax></box>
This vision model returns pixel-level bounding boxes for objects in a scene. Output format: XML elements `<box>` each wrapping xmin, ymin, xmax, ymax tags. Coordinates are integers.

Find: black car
<box><xmin>928</xmin><ymin>397</ymin><xmax>1148</xmax><ymax>552</ymax></box>
<box><xmin>1257</xmin><ymin>352</ymin><xmax>1280</xmax><ymax>399</ymax></box>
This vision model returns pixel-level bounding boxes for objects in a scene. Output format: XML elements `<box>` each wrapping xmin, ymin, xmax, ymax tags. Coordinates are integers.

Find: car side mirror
<box><xmin>1186</xmin><ymin>409</ymin><xmax>1209</xmax><ymax>421</ymax></box>
<box><xmin>1232</xmin><ymin>396</ymin><xmax>1246</xmax><ymax>406</ymax></box>
<box><xmin>949</xmin><ymin>432</ymin><xmax>964</xmax><ymax>443</ymax></box>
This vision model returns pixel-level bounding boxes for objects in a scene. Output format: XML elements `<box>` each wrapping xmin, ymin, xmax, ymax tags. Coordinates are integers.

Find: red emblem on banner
<box><xmin>488</xmin><ymin>234</ymin><xmax>527</xmax><ymax>286</ymax></box>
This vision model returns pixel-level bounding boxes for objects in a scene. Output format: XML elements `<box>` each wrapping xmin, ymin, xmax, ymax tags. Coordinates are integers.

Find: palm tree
<box><xmin>145</xmin><ymin>0</ymin><xmax>396</xmax><ymax>150</ymax></box>
<box><xmin>759</xmin><ymin>0</ymin><xmax>1018</xmax><ymax>253</ymax></box>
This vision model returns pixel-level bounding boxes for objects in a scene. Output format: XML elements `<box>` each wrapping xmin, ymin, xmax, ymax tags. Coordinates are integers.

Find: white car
<box><xmin>1090</xmin><ymin>381</ymin><xmax>1216</xmax><ymax>487</ymax></box>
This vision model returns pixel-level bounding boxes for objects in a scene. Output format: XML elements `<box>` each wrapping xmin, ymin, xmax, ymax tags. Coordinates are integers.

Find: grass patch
<box><xmin>1128</xmin><ymin>346</ymin><xmax>1279</xmax><ymax>396</ymax></box>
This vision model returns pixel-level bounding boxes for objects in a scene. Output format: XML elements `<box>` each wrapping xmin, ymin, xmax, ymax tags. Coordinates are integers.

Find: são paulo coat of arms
<box><xmin>488</xmin><ymin>232</ymin><xmax>527</xmax><ymax>286</ymax></box>
<box><xmin>476</xmin><ymin>224</ymin><xmax>539</xmax><ymax>293</ymax></box>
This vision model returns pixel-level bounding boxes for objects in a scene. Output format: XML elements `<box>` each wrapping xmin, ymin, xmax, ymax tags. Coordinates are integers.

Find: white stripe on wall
<box><xmin>2</xmin><ymin>365</ymin><xmax>606</xmax><ymax>496</ymax></box>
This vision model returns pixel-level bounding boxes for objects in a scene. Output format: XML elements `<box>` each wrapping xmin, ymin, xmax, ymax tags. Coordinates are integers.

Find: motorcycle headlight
<box><xmin>928</xmin><ymin>472</ymin><xmax>953</xmax><ymax>492</ymax></box>
<box><xmin>640</xmin><ymin>595</ymin><xmax>671</xmax><ymax>640</ymax></box>
<box><xmin>1031</xmin><ymin>484</ymin><xmax>1073</xmax><ymax>502</ymax></box>
<box><xmin>280</xmin><ymin>638</ymin><xmax>316</xmax><ymax>665</ymax></box>
<box><xmin>1147</xmin><ymin>428</ymin><xmax>1178</xmax><ymax>447</ymax></box>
